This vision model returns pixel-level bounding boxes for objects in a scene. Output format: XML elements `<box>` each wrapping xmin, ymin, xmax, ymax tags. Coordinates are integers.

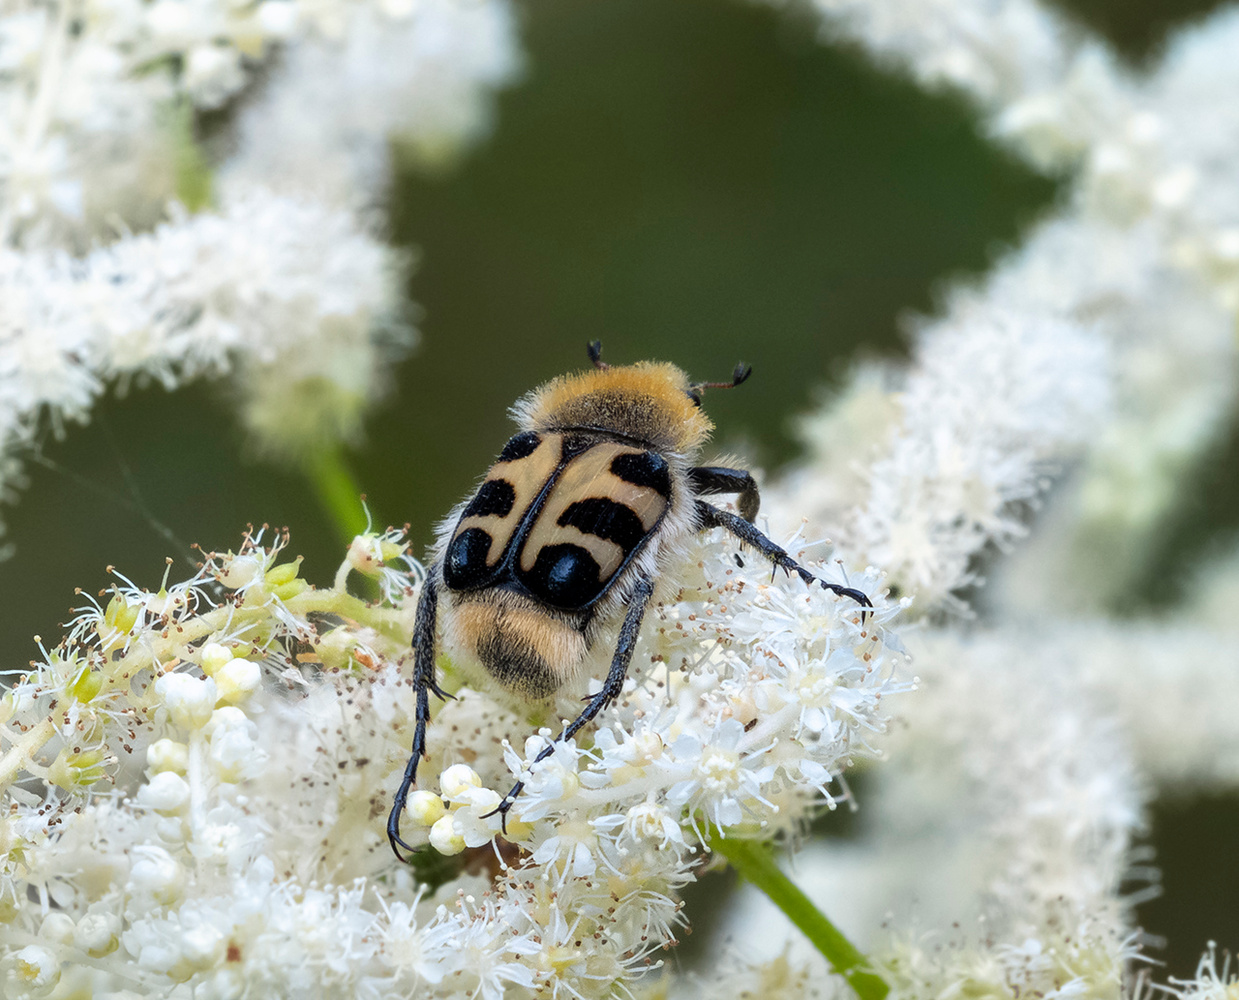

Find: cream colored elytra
<box><xmin>435</xmin><ymin>360</ymin><xmax>710</xmax><ymax>706</ymax></box>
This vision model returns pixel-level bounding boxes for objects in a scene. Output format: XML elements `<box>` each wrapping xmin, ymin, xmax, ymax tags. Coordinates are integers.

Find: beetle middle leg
<box><xmin>688</xmin><ymin>465</ymin><xmax>760</xmax><ymax>522</ymax></box>
<box><xmin>694</xmin><ymin>501</ymin><xmax>871</xmax><ymax>611</ymax></box>
<box><xmin>487</xmin><ymin>575</ymin><xmax>656</xmax><ymax>830</ymax></box>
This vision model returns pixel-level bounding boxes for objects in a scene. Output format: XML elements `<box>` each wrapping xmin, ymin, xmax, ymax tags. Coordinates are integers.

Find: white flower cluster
<box><xmin>0</xmin><ymin>0</ymin><xmax>519</xmax><ymax>543</ymax></box>
<box><xmin>776</xmin><ymin>0</ymin><xmax>1239</xmax><ymax>615</ymax></box>
<box><xmin>222</xmin><ymin>0</ymin><xmax>521</xmax><ymax>205</ymax></box>
<box><xmin>778</xmin><ymin>309</ymin><xmax>1111</xmax><ymax>611</ymax></box>
<box><xmin>1</xmin><ymin>189</ymin><xmax>409</xmax><ymax>460</ymax></box>
<box><xmin>738</xmin><ymin>1</ymin><xmax>1239</xmax><ymax>997</ymax></box>
<box><xmin>0</xmin><ymin>0</ymin><xmax>520</xmax><ymax>243</ymax></box>
<box><xmin>407</xmin><ymin>531</ymin><xmax>904</xmax><ymax>856</ymax></box>
<box><xmin>0</xmin><ymin>523</ymin><xmax>906</xmax><ymax>997</ymax></box>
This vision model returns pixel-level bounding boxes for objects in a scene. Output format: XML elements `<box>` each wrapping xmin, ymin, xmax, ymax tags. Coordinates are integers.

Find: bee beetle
<box><xmin>388</xmin><ymin>342</ymin><xmax>871</xmax><ymax>859</ymax></box>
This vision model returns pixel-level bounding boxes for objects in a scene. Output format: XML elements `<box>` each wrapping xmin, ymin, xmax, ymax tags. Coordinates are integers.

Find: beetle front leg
<box><xmin>694</xmin><ymin>501</ymin><xmax>871</xmax><ymax>610</ymax></box>
<box><xmin>487</xmin><ymin>576</ymin><xmax>656</xmax><ymax>831</ymax></box>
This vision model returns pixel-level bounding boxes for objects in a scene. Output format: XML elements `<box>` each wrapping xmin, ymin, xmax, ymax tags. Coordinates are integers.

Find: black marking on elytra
<box><xmin>498</xmin><ymin>431</ymin><xmax>542</xmax><ymax>463</ymax></box>
<box><xmin>558</xmin><ymin>497</ymin><xmax>647</xmax><ymax>552</ymax></box>
<box><xmin>521</xmin><ymin>542</ymin><xmax>604</xmax><ymax>609</ymax></box>
<box><xmin>610</xmin><ymin>451</ymin><xmax>672</xmax><ymax>498</ymax></box>
<box><xmin>443</xmin><ymin>527</ymin><xmax>496</xmax><ymax>589</ymax></box>
<box><xmin>463</xmin><ymin>479</ymin><xmax>516</xmax><ymax>519</ymax></box>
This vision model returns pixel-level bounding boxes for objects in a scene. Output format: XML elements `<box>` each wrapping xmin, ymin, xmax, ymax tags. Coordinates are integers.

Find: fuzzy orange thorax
<box><xmin>517</xmin><ymin>362</ymin><xmax>713</xmax><ymax>454</ymax></box>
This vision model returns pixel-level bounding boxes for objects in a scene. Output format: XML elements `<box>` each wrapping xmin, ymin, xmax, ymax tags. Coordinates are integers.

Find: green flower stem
<box><xmin>710</xmin><ymin>833</ymin><xmax>889</xmax><ymax>1000</ymax></box>
<box><xmin>167</xmin><ymin>97</ymin><xmax>212</xmax><ymax>212</ymax></box>
<box><xmin>0</xmin><ymin>719</ymin><xmax>57</xmax><ymax>790</ymax></box>
<box><xmin>306</xmin><ymin>447</ymin><xmax>370</xmax><ymax>547</ymax></box>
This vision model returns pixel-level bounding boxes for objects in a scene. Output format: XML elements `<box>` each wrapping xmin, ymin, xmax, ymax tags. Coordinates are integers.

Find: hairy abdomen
<box><xmin>446</xmin><ymin>595</ymin><xmax>588</xmax><ymax>701</ymax></box>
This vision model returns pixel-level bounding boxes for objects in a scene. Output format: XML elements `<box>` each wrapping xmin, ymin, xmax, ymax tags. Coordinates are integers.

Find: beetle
<box><xmin>388</xmin><ymin>342</ymin><xmax>870</xmax><ymax>858</ymax></box>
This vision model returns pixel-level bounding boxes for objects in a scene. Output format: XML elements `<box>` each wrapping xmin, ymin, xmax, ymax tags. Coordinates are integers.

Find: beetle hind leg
<box><xmin>388</xmin><ymin>568</ymin><xmax>447</xmax><ymax>861</ymax></box>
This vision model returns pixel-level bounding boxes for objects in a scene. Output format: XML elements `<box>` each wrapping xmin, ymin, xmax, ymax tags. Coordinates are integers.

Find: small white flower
<box><xmin>531</xmin><ymin>817</ymin><xmax>599</xmax><ymax>881</ymax></box>
<box><xmin>6</xmin><ymin>945</ymin><xmax>60</xmax><ymax>989</ymax></box>
<box><xmin>146</xmin><ymin>738</ymin><xmax>189</xmax><ymax>773</ymax></box>
<box><xmin>126</xmin><ymin>846</ymin><xmax>184</xmax><ymax>908</ymax></box>
<box><xmin>429</xmin><ymin>815</ymin><xmax>466</xmax><ymax>856</ymax></box>
<box><xmin>136</xmin><ymin>772</ymin><xmax>190</xmax><ymax>815</ymax></box>
<box><xmin>440</xmin><ymin>763</ymin><xmax>483</xmax><ymax>799</ymax></box>
<box><xmin>627</xmin><ymin>800</ymin><xmax>687</xmax><ymax>849</ymax></box>
<box><xmin>449</xmin><ymin>784</ymin><xmax>505</xmax><ymax>848</ymax></box>
<box><xmin>505</xmin><ymin>737</ymin><xmax>583</xmax><ymax>823</ymax></box>
<box><xmin>665</xmin><ymin>719</ymin><xmax>778</xmax><ymax>830</ymax></box>
<box><xmin>155</xmin><ymin>673</ymin><xmax>217</xmax><ymax>731</ymax></box>
<box><xmin>405</xmin><ymin>789</ymin><xmax>446</xmax><ymax>826</ymax></box>
<box><xmin>214</xmin><ymin>657</ymin><xmax>261</xmax><ymax>703</ymax></box>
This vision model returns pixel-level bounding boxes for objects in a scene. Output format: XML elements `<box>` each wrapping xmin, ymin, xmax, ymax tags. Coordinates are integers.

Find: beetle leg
<box><xmin>688</xmin><ymin>466</ymin><xmax>760</xmax><ymax>522</ymax></box>
<box><xmin>388</xmin><ymin>568</ymin><xmax>444</xmax><ymax>861</ymax></box>
<box><xmin>487</xmin><ymin>575</ymin><xmax>656</xmax><ymax>832</ymax></box>
<box><xmin>694</xmin><ymin>500</ymin><xmax>872</xmax><ymax>612</ymax></box>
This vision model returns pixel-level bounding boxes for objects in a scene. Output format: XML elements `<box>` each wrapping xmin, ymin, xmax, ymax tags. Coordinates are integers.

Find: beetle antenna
<box><xmin>691</xmin><ymin>361</ymin><xmax>752</xmax><ymax>393</ymax></box>
<box><xmin>587</xmin><ymin>341</ymin><xmax>610</xmax><ymax>370</ymax></box>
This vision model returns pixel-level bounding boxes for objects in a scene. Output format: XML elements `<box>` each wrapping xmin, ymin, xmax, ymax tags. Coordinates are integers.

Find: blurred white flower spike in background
<box><xmin>2</xmin><ymin>0</ymin><xmax>1239</xmax><ymax>996</ymax></box>
<box><xmin>0</xmin><ymin>0</ymin><xmax>520</xmax><ymax>545</ymax></box>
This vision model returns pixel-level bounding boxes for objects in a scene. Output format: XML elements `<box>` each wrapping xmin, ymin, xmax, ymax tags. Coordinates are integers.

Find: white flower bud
<box><xmin>133</xmin><ymin>939</ymin><xmax>180</xmax><ymax>974</ymax></box>
<box><xmin>215</xmin><ymin>658</ymin><xmax>261</xmax><ymax>703</ymax></box>
<box><xmin>210</xmin><ymin>725</ymin><xmax>262</xmax><ymax>784</ymax></box>
<box><xmin>405</xmin><ymin>790</ymin><xmax>446</xmax><ymax>826</ymax></box>
<box><xmin>128</xmin><ymin>846</ymin><xmax>184</xmax><ymax>906</ymax></box>
<box><xmin>76</xmin><ymin>913</ymin><xmax>120</xmax><ymax>957</ymax></box>
<box><xmin>38</xmin><ymin>912</ymin><xmax>76</xmax><ymax>944</ymax></box>
<box><xmin>147</xmin><ymin>738</ymin><xmax>189</xmax><ymax>774</ymax></box>
<box><xmin>155</xmin><ymin>816</ymin><xmax>187</xmax><ymax>846</ymax></box>
<box><xmin>429</xmin><ymin>815</ymin><xmax>466</xmax><ymax>856</ymax></box>
<box><xmin>199</xmin><ymin>643</ymin><xmax>233</xmax><ymax>677</ymax></box>
<box><xmin>347</xmin><ymin>535</ymin><xmax>381</xmax><ymax>574</ymax></box>
<box><xmin>137</xmin><ymin>772</ymin><xmax>190</xmax><ymax>815</ymax></box>
<box><xmin>204</xmin><ymin>706</ymin><xmax>249</xmax><ymax>739</ymax></box>
<box><xmin>440</xmin><ymin>763</ymin><xmax>482</xmax><ymax>799</ymax></box>
<box><xmin>181</xmin><ymin>924</ymin><xmax>225</xmax><ymax>968</ymax></box>
<box><xmin>155</xmin><ymin>674</ymin><xmax>217</xmax><ymax>731</ymax></box>
<box><xmin>216</xmin><ymin>554</ymin><xmax>263</xmax><ymax>590</ymax></box>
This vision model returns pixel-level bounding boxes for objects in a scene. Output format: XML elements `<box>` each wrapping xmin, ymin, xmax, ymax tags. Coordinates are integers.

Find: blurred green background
<box><xmin>1</xmin><ymin>0</ymin><xmax>1234</xmax><ymax>979</ymax></box>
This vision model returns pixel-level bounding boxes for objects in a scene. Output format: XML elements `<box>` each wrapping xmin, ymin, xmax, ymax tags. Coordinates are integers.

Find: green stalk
<box><xmin>306</xmin><ymin>447</ymin><xmax>370</xmax><ymax>547</ymax></box>
<box><xmin>710</xmin><ymin>833</ymin><xmax>889</xmax><ymax>1000</ymax></box>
